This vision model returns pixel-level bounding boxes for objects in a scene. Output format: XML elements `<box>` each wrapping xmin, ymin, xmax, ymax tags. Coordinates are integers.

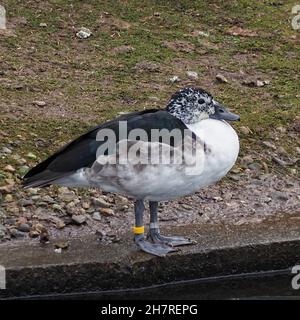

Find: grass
<box><xmin>0</xmin><ymin>0</ymin><xmax>299</xmax><ymax>180</ymax></box>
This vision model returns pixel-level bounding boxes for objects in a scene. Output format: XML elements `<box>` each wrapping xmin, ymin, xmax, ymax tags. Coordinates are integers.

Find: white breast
<box><xmin>186</xmin><ymin>119</ymin><xmax>240</xmax><ymax>181</ymax></box>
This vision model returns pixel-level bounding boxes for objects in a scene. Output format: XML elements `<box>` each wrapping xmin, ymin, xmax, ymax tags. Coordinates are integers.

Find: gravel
<box><xmin>0</xmin><ymin>147</ymin><xmax>299</xmax><ymax>246</ymax></box>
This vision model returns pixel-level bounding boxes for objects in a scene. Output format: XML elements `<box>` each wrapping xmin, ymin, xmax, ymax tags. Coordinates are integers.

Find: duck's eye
<box><xmin>198</xmin><ymin>98</ymin><xmax>205</xmax><ymax>104</ymax></box>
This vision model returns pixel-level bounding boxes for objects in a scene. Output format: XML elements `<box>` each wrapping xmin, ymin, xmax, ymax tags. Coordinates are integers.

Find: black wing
<box><xmin>23</xmin><ymin>109</ymin><xmax>189</xmax><ymax>188</ymax></box>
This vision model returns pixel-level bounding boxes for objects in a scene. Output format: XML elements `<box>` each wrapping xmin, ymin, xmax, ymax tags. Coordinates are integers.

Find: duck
<box><xmin>23</xmin><ymin>87</ymin><xmax>240</xmax><ymax>257</ymax></box>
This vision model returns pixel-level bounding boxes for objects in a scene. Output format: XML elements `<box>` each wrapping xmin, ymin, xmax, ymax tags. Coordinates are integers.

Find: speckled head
<box><xmin>166</xmin><ymin>87</ymin><xmax>240</xmax><ymax>124</ymax></box>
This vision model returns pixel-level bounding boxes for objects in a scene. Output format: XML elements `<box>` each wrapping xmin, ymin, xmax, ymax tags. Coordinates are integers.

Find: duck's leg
<box><xmin>147</xmin><ymin>201</ymin><xmax>195</xmax><ymax>247</ymax></box>
<box><xmin>134</xmin><ymin>200</ymin><xmax>177</xmax><ymax>257</ymax></box>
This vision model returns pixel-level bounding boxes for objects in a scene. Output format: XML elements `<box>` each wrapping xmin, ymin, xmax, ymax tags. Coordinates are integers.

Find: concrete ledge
<box><xmin>1</xmin><ymin>214</ymin><xmax>300</xmax><ymax>299</ymax></box>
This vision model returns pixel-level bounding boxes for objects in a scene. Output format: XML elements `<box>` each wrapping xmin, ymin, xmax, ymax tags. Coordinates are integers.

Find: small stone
<box><xmin>71</xmin><ymin>215</ymin><xmax>86</xmax><ymax>225</ymax></box>
<box><xmin>32</xmin><ymin>100</ymin><xmax>46</xmax><ymax>107</ymax></box>
<box><xmin>39</xmin><ymin>22</ymin><xmax>47</xmax><ymax>27</ymax></box>
<box><xmin>55</xmin><ymin>241</ymin><xmax>69</xmax><ymax>249</ymax></box>
<box><xmin>41</xmin><ymin>195</ymin><xmax>55</xmax><ymax>203</ymax></box>
<box><xmin>148</xmin><ymin>96</ymin><xmax>160</xmax><ymax>102</ymax></box>
<box><xmin>76</xmin><ymin>27</ymin><xmax>92</xmax><ymax>39</ymax></box>
<box><xmin>190</xmin><ymin>30</ymin><xmax>209</xmax><ymax>37</ymax></box>
<box><xmin>4</xmin><ymin>194</ymin><xmax>13</xmax><ymax>202</ymax></box>
<box><xmin>169</xmin><ymin>76</ymin><xmax>180</xmax><ymax>83</ymax></box>
<box><xmin>212</xmin><ymin>196</ymin><xmax>223</xmax><ymax>202</ymax></box>
<box><xmin>50</xmin><ymin>216</ymin><xmax>66</xmax><ymax>229</ymax></box>
<box><xmin>248</xmin><ymin>163</ymin><xmax>261</xmax><ymax>171</ymax></box>
<box><xmin>26</xmin><ymin>187</ymin><xmax>38</xmax><ymax>195</ymax></box>
<box><xmin>99</xmin><ymin>208</ymin><xmax>115</xmax><ymax>216</ymax></box>
<box><xmin>31</xmin><ymin>197</ymin><xmax>41</xmax><ymax>203</ymax></box>
<box><xmin>2</xmin><ymin>147</ymin><xmax>12</xmax><ymax>154</ymax></box>
<box><xmin>92</xmin><ymin>212</ymin><xmax>102</xmax><ymax>221</ymax></box>
<box><xmin>111</xmin><ymin>45</ymin><xmax>135</xmax><ymax>55</ymax></box>
<box><xmin>0</xmin><ymin>184</ymin><xmax>14</xmax><ymax>194</ymax></box>
<box><xmin>240</xmin><ymin>155</ymin><xmax>254</xmax><ymax>166</ymax></box>
<box><xmin>58</xmin><ymin>188</ymin><xmax>77</xmax><ymax>202</ymax></box>
<box><xmin>216</xmin><ymin>73</ymin><xmax>228</xmax><ymax>83</ymax></box>
<box><xmin>272</xmin><ymin>156</ymin><xmax>288</xmax><ymax>167</ymax></box>
<box><xmin>273</xmin><ymin>192</ymin><xmax>289</xmax><ymax>201</ymax></box>
<box><xmin>19</xmin><ymin>199</ymin><xmax>34</xmax><ymax>207</ymax></box>
<box><xmin>262</xmin><ymin>141</ymin><xmax>276</xmax><ymax>150</ymax></box>
<box><xmin>240</xmin><ymin>126</ymin><xmax>252</xmax><ymax>135</ymax></box>
<box><xmin>92</xmin><ymin>197</ymin><xmax>112</xmax><ymax>208</ymax></box>
<box><xmin>0</xmin><ymin>224</ymin><xmax>7</xmax><ymax>238</ymax></box>
<box><xmin>114</xmin><ymin>195</ymin><xmax>128</xmax><ymax>204</ymax></box>
<box><xmin>29</xmin><ymin>230</ymin><xmax>40</xmax><ymax>238</ymax></box>
<box><xmin>52</xmin><ymin>203</ymin><xmax>63</xmax><ymax>211</ymax></box>
<box><xmin>134</xmin><ymin>61</ymin><xmax>160</xmax><ymax>72</ymax></box>
<box><xmin>229</xmin><ymin>174</ymin><xmax>240</xmax><ymax>181</ymax></box>
<box><xmin>242</xmin><ymin>79</ymin><xmax>270</xmax><ymax>87</ymax></box>
<box><xmin>18</xmin><ymin>165</ymin><xmax>29</xmax><ymax>176</ymax></box>
<box><xmin>186</xmin><ymin>71</ymin><xmax>198</xmax><ymax>80</ymax></box>
<box><xmin>26</xmin><ymin>152</ymin><xmax>37</xmax><ymax>160</ymax></box>
<box><xmin>82</xmin><ymin>201</ymin><xmax>90</xmax><ymax>209</ymax></box>
<box><xmin>17</xmin><ymin>223</ymin><xmax>30</xmax><ymax>232</ymax></box>
<box><xmin>4</xmin><ymin>165</ymin><xmax>15</xmax><ymax>173</ymax></box>
<box><xmin>10</xmin><ymin>228</ymin><xmax>26</xmax><ymax>238</ymax></box>
<box><xmin>256</xmin><ymin>80</ymin><xmax>265</xmax><ymax>87</ymax></box>
<box><xmin>54</xmin><ymin>248</ymin><xmax>62</xmax><ymax>254</ymax></box>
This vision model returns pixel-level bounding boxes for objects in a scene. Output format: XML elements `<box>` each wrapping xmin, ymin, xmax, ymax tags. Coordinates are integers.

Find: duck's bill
<box><xmin>210</xmin><ymin>102</ymin><xmax>240</xmax><ymax>121</ymax></box>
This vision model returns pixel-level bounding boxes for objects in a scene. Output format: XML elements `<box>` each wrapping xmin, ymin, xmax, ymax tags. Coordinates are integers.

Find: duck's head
<box><xmin>166</xmin><ymin>87</ymin><xmax>240</xmax><ymax>124</ymax></box>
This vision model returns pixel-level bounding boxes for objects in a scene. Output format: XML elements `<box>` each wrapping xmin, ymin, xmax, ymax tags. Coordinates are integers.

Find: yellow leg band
<box><xmin>133</xmin><ymin>226</ymin><xmax>144</xmax><ymax>234</ymax></box>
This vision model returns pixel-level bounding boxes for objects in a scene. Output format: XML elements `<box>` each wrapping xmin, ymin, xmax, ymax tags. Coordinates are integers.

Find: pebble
<box><xmin>229</xmin><ymin>174</ymin><xmax>240</xmax><ymax>182</ymax></box>
<box><xmin>148</xmin><ymin>96</ymin><xmax>160</xmax><ymax>102</ymax></box>
<box><xmin>169</xmin><ymin>76</ymin><xmax>180</xmax><ymax>83</ymax></box>
<box><xmin>58</xmin><ymin>188</ymin><xmax>77</xmax><ymax>202</ymax></box>
<box><xmin>39</xmin><ymin>23</ymin><xmax>47</xmax><ymax>27</ymax></box>
<box><xmin>216</xmin><ymin>74</ymin><xmax>228</xmax><ymax>83</ymax></box>
<box><xmin>186</xmin><ymin>71</ymin><xmax>198</xmax><ymax>80</ymax></box>
<box><xmin>272</xmin><ymin>156</ymin><xmax>287</xmax><ymax>167</ymax></box>
<box><xmin>4</xmin><ymin>165</ymin><xmax>15</xmax><ymax>173</ymax></box>
<box><xmin>4</xmin><ymin>194</ymin><xmax>13</xmax><ymax>202</ymax></box>
<box><xmin>55</xmin><ymin>241</ymin><xmax>69</xmax><ymax>249</ymax></box>
<box><xmin>114</xmin><ymin>195</ymin><xmax>128</xmax><ymax>204</ymax></box>
<box><xmin>18</xmin><ymin>165</ymin><xmax>29</xmax><ymax>176</ymax></box>
<box><xmin>17</xmin><ymin>223</ymin><xmax>30</xmax><ymax>232</ymax></box>
<box><xmin>92</xmin><ymin>197</ymin><xmax>112</xmax><ymax>208</ymax></box>
<box><xmin>2</xmin><ymin>147</ymin><xmax>12</xmax><ymax>154</ymax></box>
<box><xmin>248</xmin><ymin>163</ymin><xmax>261</xmax><ymax>171</ymax></box>
<box><xmin>76</xmin><ymin>27</ymin><xmax>92</xmax><ymax>39</ymax></box>
<box><xmin>82</xmin><ymin>201</ymin><xmax>90</xmax><ymax>209</ymax></box>
<box><xmin>0</xmin><ymin>184</ymin><xmax>14</xmax><ymax>194</ymax></box>
<box><xmin>71</xmin><ymin>215</ymin><xmax>86</xmax><ymax>225</ymax></box>
<box><xmin>10</xmin><ymin>228</ymin><xmax>26</xmax><ymax>238</ymax></box>
<box><xmin>240</xmin><ymin>126</ymin><xmax>252</xmax><ymax>135</ymax></box>
<box><xmin>32</xmin><ymin>100</ymin><xmax>46</xmax><ymax>107</ymax></box>
<box><xmin>212</xmin><ymin>196</ymin><xmax>223</xmax><ymax>202</ymax></box>
<box><xmin>262</xmin><ymin>141</ymin><xmax>276</xmax><ymax>150</ymax></box>
<box><xmin>92</xmin><ymin>212</ymin><xmax>102</xmax><ymax>221</ymax></box>
<box><xmin>99</xmin><ymin>208</ymin><xmax>115</xmax><ymax>216</ymax></box>
<box><xmin>52</xmin><ymin>203</ymin><xmax>63</xmax><ymax>211</ymax></box>
<box><xmin>19</xmin><ymin>199</ymin><xmax>34</xmax><ymax>207</ymax></box>
<box><xmin>26</xmin><ymin>152</ymin><xmax>37</xmax><ymax>160</ymax></box>
<box><xmin>26</xmin><ymin>188</ymin><xmax>38</xmax><ymax>195</ymax></box>
<box><xmin>0</xmin><ymin>224</ymin><xmax>7</xmax><ymax>238</ymax></box>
